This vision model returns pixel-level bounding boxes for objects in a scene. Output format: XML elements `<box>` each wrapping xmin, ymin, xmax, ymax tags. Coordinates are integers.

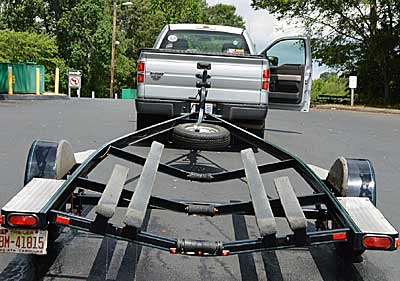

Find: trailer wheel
<box><xmin>172</xmin><ymin>123</ymin><xmax>230</xmax><ymax>150</ymax></box>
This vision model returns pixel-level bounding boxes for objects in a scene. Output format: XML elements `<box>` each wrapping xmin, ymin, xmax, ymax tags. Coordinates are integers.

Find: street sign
<box><xmin>349</xmin><ymin>75</ymin><xmax>357</xmax><ymax>106</ymax></box>
<box><xmin>68</xmin><ymin>70</ymin><xmax>82</xmax><ymax>97</ymax></box>
<box><xmin>349</xmin><ymin>76</ymin><xmax>357</xmax><ymax>89</ymax></box>
<box><xmin>68</xmin><ymin>76</ymin><xmax>81</xmax><ymax>89</ymax></box>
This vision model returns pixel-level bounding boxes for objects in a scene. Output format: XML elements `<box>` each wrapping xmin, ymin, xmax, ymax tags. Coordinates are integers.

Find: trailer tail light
<box><xmin>137</xmin><ymin>62</ymin><xmax>145</xmax><ymax>72</ymax></box>
<box><xmin>55</xmin><ymin>215</ymin><xmax>70</xmax><ymax>225</ymax></box>
<box><xmin>362</xmin><ymin>236</ymin><xmax>392</xmax><ymax>249</ymax></box>
<box><xmin>8</xmin><ymin>214</ymin><xmax>38</xmax><ymax>227</ymax></box>
<box><xmin>332</xmin><ymin>232</ymin><xmax>347</xmax><ymax>241</ymax></box>
<box><xmin>396</xmin><ymin>239</ymin><xmax>400</xmax><ymax>248</ymax></box>
<box><xmin>137</xmin><ymin>74</ymin><xmax>144</xmax><ymax>83</ymax></box>
<box><xmin>262</xmin><ymin>81</ymin><xmax>269</xmax><ymax>90</ymax></box>
<box><xmin>0</xmin><ymin>215</ymin><xmax>4</xmax><ymax>224</ymax></box>
<box><xmin>169</xmin><ymin>247</ymin><xmax>177</xmax><ymax>254</ymax></box>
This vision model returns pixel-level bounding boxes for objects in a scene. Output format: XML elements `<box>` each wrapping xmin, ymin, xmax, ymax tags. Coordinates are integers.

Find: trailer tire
<box><xmin>172</xmin><ymin>123</ymin><xmax>230</xmax><ymax>150</ymax></box>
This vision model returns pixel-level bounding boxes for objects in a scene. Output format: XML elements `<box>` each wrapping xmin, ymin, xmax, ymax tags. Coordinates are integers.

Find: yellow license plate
<box><xmin>0</xmin><ymin>227</ymin><xmax>48</xmax><ymax>255</ymax></box>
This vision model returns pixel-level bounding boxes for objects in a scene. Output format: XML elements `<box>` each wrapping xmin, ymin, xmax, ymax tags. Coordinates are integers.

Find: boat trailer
<box><xmin>0</xmin><ymin>63</ymin><xmax>398</xmax><ymax>265</ymax></box>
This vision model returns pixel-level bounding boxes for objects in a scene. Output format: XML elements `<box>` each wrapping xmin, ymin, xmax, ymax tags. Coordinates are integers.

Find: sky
<box><xmin>206</xmin><ymin>0</ymin><xmax>327</xmax><ymax>78</ymax></box>
<box><xmin>206</xmin><ymin>0</ymin><xmax>301</xmax><ymax>52</ymax></box>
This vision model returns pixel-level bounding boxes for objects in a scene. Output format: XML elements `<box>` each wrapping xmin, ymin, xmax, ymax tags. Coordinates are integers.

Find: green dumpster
<box><xmin>0</xmin><ymin>63</ymin><xmax>45</xmax><ymax>94</ymax></box>
<box><xmin>121</xmin><ymin>88</ymin><xmax>137</xmax><ymax>99</ymax></box>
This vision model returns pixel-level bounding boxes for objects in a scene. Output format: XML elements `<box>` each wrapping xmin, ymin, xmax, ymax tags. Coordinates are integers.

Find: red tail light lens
<box><xmin>262</xmin><ymin>81</ymin><xmax>269</xmax><ymax>90</ymax></box>
<box><xmin>137</xmin><ymin>73</ymin><xmax>144</xmax><ymax>83</ymax></box>
<box><xmin>396</xmin><ymin>239</ymin><xmax>400</xmax><ymax>248</ymax></box>
<box><xmin>8</xmin><ymin>214</ymin><xmax>38</xmax><ymax>226</ymax></box>
<box><xmin>263</xmin><ymin>69</ymin><xmax>270</xmax><ymax>79</ymax></box>
<box><xmin>137</xmin><ymin>62</ymin><xmax>145</xmax><ymax>72</ymax></box>
<box><xmin>362</xmin><ymin>236</ymin><xmax>392</xmax><ymax>249</ymax></box>
<box><xmin>169</xmin><ymin>248</ymin><xmax>177</xmax><ymax>254</ymax></box>
<box><xmin>0</xmin><ymin>215</ymin><xmax>4</xmax><ymax>224</ymax></box>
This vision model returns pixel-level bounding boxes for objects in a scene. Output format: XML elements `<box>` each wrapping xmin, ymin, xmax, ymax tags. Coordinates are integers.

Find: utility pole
<box><xmin>110</xmin><ymin>0</ymin><xmax>117</xmax><ymax>99</ymax></box>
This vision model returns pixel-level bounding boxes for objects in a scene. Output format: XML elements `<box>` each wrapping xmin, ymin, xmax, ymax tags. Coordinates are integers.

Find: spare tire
<box><xmin>172</xmin><ymin>123</ymin><xmax>230</xmax><ymax>150</ymax></box>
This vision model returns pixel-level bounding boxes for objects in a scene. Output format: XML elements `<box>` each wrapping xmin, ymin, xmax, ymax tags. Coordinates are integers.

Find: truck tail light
<box><xmin>8</xmin><ymin>214</ymin><xmax>38</xmax><ymax>227</ymax></box>
<box><xmin>137</xmin><ymin>61</ymin><xmax>145</xmax><ymax>84</ymax></box>
<box><xmin>137</xmin><ymin>62</ymin><xmax>145</xmax><ymax>72</ymax></box>
<box><xmin>262</xmin><ymin>68</ymin><xmax>270</xmax><ymax>91</ymax></box>
<box><xmin>0</xmin><ymin>215</ymin><xmax>4</xmax><ymax>224</ymax></box>
<box><xmin>362</xmin><ymin>235</ymin><xmax>392</xmax><ymax>250</ymax></box>
<box><xmin>138</xmin><ymin>74</ymin><xmax>144</xmax><ymax>83</ymax></box>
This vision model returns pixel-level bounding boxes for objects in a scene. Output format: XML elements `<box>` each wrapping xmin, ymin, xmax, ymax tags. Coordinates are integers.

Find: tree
<box><xmin>252</xmin><ymin>0</ymin><xmax>400</xmax><ymax>105</ymax></box>
<box><xmin>203</xmin><ymin>4</ymin><xmax>245</xmax><ymax>28</ymax></box>
<box><xmin>0</xmin><ymin>0</ymin><xmax>248</xmax><ymax>97</ymax></box>
<box><xmin>311</xmin><ymin>72</ymin><xmax>349</xmax><ymax>103</ymax></box>
<box><xmin>0</xmin><ymin>29</ymin><xmax>67</xmax><ymax>91</ymax></box>
<box><xmin>150</xmin><ymin>0</ymin><xmax>205</xmax><ymax>24</ymax></box>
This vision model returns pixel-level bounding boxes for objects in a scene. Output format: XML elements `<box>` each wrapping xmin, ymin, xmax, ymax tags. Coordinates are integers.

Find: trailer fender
<box><xmin>24</xmin><ymin>139</ymin><xmax>76</xmax><ymax>185</ymax></box>
<box><xmin>327</xmin><ymin>157</ymin><xmax>376</xmax><ymax>205</ymax></box>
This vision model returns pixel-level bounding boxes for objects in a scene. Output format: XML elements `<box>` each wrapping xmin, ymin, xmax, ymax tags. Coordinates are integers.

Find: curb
<box><xmin>0</xmin><ymin>94</ymin><xmax>70</xmax><ymax>101</ymax></box>
<box><xmin>312</xmin><ymin>104</ymin><xmax>400</xmax><ymax>115</ymax></box>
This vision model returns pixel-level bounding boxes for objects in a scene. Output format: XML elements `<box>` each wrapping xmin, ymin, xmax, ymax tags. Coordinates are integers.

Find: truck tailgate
<box><xmin>140</xmin><ymin>50</ymin><xmax>266</xmax><ymax>105</ymax></box>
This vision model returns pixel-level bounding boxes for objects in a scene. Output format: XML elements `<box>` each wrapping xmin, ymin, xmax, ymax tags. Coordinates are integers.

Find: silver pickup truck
<box><xmin>135</xmin><ymin>24</ymin><xmax>312</xmax><ymax>137</ymax></box>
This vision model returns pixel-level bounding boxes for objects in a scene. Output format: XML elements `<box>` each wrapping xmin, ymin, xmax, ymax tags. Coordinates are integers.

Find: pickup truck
<box><xmin>135</xmin><ymin>24</ymin><xmax>312</xmax><ymax>138</ymax></box>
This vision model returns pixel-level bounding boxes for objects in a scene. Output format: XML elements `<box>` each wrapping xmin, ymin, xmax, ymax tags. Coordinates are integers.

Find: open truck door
<box><xmin>260</xmin><ymin>37</ymin><xmax>312</xmax><ymax>112</ymax></box>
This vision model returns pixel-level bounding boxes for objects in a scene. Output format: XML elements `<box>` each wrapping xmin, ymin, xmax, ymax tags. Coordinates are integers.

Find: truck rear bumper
<box><xmin>135</xmin><ymin>98</ymin><xmax>268</xmax><ymax>121</ymax></box>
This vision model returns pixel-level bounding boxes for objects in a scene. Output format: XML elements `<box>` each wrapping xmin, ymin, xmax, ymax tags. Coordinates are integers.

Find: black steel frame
<box><xmin>27</xmin><ymin>111</ymin><xmax>384</xmax><ymax>256</ymax></box>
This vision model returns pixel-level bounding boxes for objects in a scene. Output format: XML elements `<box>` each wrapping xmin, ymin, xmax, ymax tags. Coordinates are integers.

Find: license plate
<box><xmin>191</xmin><ymin>103</ymin><xmax>213</xmax><ymax>114</ymax></box>
<box><xmin>0</xmin><ymin>227</ymin><xmax>48</xmax><ymax>255</ymax></box>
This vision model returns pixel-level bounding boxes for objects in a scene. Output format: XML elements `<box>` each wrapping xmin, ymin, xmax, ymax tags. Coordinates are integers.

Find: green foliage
<box><xmin>150</xmin><ymin>0</ymin><xmax>205</xmax><ymax>24</ymax></box>
<box><xmin>252</xmin><ymin>0</ymin><xmax>400</xmax><ymax>105</ymax></box>
<box><xmin>57</xmin><ymin>0</ymin><xmax>116</xmax><ymax>97</ymax></box>
<box><xmin>203</xmin><ymin>4</ymin><xmax>245</xmax><ymax>28</ymax></box>
<box><xmin>0</xmin><ymin>29</ymin><xmax>67</xmax><ymax>91</ymax></box>
<box><xmin>311</xmin><ymin>72</ymin><xmax>349</xmax><ymax>103</ymax></box>
<box><xmin>0</xmin><ymin>0</ymin><xmax>246</xmax><ymax>97</ymax></box>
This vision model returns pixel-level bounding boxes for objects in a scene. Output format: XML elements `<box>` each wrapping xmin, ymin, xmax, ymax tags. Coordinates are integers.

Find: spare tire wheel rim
<box><xmin>184</xmin><ymin>125</ymin><xmax>218</xmax><ymax>134</ymax></box>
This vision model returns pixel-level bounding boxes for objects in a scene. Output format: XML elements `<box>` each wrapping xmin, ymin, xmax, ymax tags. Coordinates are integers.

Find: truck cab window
<box><xmin>160</xmin><ymin>30</ymin><xmax>250</xmax><ymax>54</ymax></box>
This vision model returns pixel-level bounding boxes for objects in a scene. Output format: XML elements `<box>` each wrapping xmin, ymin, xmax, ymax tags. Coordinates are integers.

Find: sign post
<box><xmin>349</xmin><ymin>76</ymin><xmax>357</xmax><ymax>106</ymax></box>
<box><xmin>68</xmin><ymin>70</ymin><xmax>82</xmax><ymax>98</ymax></box>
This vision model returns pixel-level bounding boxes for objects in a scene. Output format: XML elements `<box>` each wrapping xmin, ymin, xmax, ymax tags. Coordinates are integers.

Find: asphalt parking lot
<box><xmin>0</xmin><ymin>99</ymin><xmax>399</xmax><ymax>281</ymax></box>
